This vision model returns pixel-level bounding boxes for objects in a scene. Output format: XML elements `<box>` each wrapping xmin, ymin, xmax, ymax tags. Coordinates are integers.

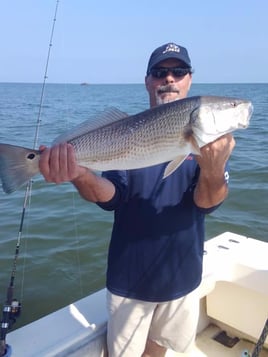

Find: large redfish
<box><xmin>0</xmin><ymin>96</ymin><xmax>253</xmax><ymax>194</ymax></box>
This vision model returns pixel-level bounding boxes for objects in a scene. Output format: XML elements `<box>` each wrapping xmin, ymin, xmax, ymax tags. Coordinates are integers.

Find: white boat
<box><xmin>5</xmin><ymin>232</ymin><xmax>268</xmax><ymax>357</ymax></box>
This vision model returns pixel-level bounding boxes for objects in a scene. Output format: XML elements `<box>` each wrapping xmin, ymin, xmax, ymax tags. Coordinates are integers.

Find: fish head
<box><xmin>191</xmin><ymin>96</ymin><xmax>253</xmax><ymax>147</ymax></box>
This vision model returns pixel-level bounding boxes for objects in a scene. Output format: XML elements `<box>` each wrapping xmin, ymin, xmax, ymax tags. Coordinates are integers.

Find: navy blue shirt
<box><xmin>97</xmin><ymin>155</ymin><xmax>222</xmax><ymax>302</ymax></box>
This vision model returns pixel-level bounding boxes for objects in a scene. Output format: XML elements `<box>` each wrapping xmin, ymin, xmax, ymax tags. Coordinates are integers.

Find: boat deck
<box><xmin>167</xmin><ymin>324</ymin><xmax>268</xmax><ymax>357</ymax></box>
<box><xmin>6</xmin><ymin>233</ymin><xmax>268</xmax><ymax>357</ymax></box>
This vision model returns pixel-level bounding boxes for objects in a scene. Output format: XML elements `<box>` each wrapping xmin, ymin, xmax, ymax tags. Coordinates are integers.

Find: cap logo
<box><xmin>162</xmin><ymin>43</ymin><xmax>180</xmax><ymax>54</ymax></box>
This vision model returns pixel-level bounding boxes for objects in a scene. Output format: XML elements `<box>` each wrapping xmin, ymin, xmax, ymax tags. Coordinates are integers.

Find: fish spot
<box><xmin>27</xmin><ymin>153</ymin><xmax>36</xmax><ymax>160</ymax></box>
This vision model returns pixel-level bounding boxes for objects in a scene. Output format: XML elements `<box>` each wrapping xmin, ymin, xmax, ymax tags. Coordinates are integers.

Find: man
<box><xmin>39</xmin><ymin>43</ymin><xmax>235</xmax><ymax>357</ymax></box>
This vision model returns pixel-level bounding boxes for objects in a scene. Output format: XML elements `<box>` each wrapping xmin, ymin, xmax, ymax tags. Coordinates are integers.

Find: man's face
<box><xmin>145</xmin><ymin>58</ymin><xmax>192</xmax><ymax>108</ymax></box>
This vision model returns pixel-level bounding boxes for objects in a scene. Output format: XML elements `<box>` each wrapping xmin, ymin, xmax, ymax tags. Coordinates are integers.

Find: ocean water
<box><xmin>0</xmin><ymin>82</ymin><xmax>267</xmax><ymax>329</ymax></box>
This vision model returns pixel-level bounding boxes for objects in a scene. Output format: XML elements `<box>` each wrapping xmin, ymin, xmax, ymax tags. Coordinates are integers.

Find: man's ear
<box><xmin>145</xmin><ymin>75</ymin><xmax>150</xmax><ymax>91</ymax></box>
<box><xmin>188</xmin><ymin>74</ymin><xmax>192</xmax><ymax>91</ymax></box>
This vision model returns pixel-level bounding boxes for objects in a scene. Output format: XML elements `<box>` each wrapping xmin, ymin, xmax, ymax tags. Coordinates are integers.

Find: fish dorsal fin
<box><xmin>53</xmin><ymin>107</ymin><xmax>128</xmax><ymax>144</ymax></box>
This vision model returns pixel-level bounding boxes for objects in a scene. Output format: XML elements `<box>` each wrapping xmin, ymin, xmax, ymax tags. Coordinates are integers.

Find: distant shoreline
<box><xmin>1</xmin><ymin>81</ymin><xmax>268</xmax><ymax>85</ymax></box>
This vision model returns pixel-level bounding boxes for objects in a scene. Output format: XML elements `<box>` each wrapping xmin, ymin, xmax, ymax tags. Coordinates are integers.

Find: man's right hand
<box><xmin>39</xmin><ymin>143</ymin><xmax>88</xmax><ymax>184</ymax></box>
<box><xmin>39</xmin><ymin>142</ymin><xmax>115</xmax><ymax>203</ymax></box>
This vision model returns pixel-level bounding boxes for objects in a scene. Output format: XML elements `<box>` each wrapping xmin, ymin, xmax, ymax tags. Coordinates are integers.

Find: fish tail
<box><xmin>0</xmin><ymin>144</ymin><xmax>40</xmax><ymax>194</ymax></box>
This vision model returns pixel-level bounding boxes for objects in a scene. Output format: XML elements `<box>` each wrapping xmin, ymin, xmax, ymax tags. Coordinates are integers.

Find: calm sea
<box><xmin>0</xmin><ymin>83</ymin><xmax>267</xmax><ymax>329</ymax></box>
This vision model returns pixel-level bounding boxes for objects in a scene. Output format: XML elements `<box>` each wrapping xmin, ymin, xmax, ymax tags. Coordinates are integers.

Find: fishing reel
<box><xmin>2</xmin><ymin>299</ymin><xmax>21</xmax><ymax>328</ymax></box>
<box><xmin>1</xmin><ymin>298</ymin><xmax>21</xmax><ymax>337</ymax></box>
<box><xmin>0</xmin><ymin>299</ymin><xmax>21</xmax><ymax>357</ymax></box>
<box><xmin>9</xmin><ymin>299</ymin><xmax>21</xmax><ymax>326</ymax></box>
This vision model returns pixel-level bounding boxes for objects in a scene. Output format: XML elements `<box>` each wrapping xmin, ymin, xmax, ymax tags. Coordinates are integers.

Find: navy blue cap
<box><xmin>146</xmin><ymin>43</ymin><xmax>192</xmax><ymax>75</ymax></box>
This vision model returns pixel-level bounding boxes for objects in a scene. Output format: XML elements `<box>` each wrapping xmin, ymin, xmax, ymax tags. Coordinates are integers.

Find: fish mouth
<box><xmin>248</xmin><ymin>102</ymin><xmax>254</xmax><ymax>119</ymax></box>
<box><xmin>238</xmin><ymin>102</ymin><xmax>253</xmax><ymax>128</ymax></box>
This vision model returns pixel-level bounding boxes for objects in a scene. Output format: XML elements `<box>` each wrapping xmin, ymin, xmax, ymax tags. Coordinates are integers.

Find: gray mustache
<box><xmin>157</xmin><ymin>84</ymin><xmax>180</xmax><ymax>95</ymax></box>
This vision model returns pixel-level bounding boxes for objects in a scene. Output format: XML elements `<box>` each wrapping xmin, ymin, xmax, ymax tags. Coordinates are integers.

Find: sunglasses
<box><xmin>149</xmin><ymin>67</ymin><xmax>191</xmax><ymax>79</ymax></box>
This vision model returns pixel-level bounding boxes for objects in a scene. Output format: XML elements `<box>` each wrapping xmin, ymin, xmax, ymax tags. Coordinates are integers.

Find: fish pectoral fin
<box><xmin>163</xmin><ymin>155</ymin><xmax>189</xmax><ymax>179</ymax></box>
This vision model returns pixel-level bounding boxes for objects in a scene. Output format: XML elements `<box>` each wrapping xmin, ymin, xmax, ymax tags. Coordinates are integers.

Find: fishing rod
<box><xmin>0</xmin><ymin>1</ymin><xmax>60</xmax><ymax>356</ymax></box>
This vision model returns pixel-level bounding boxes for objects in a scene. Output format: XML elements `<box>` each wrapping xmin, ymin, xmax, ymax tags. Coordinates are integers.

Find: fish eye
<box><xmin>231</xmin><ymin>102</ymin><xmax>237</xmax><ymax>107</ymax></box>
<box><xmin>27</xmin><ymin>153</ymin><xmax>36</xmax><ymax>160</ymax></box>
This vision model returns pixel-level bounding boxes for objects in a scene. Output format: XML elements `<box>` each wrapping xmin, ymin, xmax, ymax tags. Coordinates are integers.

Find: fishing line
<box><xmin>33</xmin><ymin>0</ymin><xmax>60</xmax><ymax>150</ymax></box>
<box><xmin>71</xmin><ymin>193</ymin><xmax>84</xmax><ymax>297</ymax></box>
<box><xmin>0</xmin><ymin>1</ymin><xmax>60</xmax><ymax>356</ymax></box>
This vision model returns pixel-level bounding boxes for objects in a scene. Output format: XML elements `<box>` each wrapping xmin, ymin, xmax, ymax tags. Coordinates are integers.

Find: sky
<box><xmin>1</xmin><ymin>0</ymin><xmax>268</xmax><ymax>84</ymax></box>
